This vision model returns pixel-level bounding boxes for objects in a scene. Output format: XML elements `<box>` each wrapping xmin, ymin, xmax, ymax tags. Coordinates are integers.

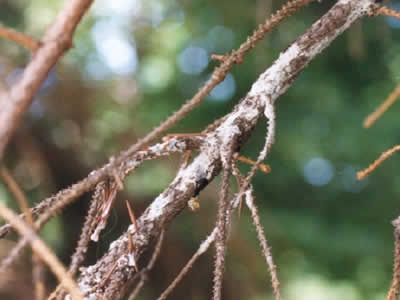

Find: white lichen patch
<box><xmin>146</xmin><ymin>194</ymin><xmax>172</xmax><ymax>220</ymax></box>
<box><xmin>90</xmin><ymin>221</ymin><xmax>106</xmax><ymax>242</ymax></box>
<box><xmin>248</xmin><ymin>43</ymin><xmax>301</xmax><ymax>101</ymax></box>
<box><xmin>127</xmin><ymin>252</ymin><xmax>137</xmax><ymax>268</ymax></box>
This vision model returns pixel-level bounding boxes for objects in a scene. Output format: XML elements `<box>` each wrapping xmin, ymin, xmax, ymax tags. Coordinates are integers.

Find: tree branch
<box><xmin>0</xmin><ymin>0</ymin><xmax>94</xmax><ymax>159</ymax></box>
<box><xmin>75</xmin><ymin>0</ymin><xmax>379</xmax><ymax>298</ymax></box>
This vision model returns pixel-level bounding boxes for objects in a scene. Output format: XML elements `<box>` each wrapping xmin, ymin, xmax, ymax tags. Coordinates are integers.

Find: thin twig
<box><xmin>233</xmin><ymin>101</ymin><xmax>276</xmax><ymax>213</ymax></box>
<box><xmin>236</xmin><ymin>155</ymin><xmax>271</xmax><ymax>173</ymax></box>
<box><xmin>387</xmin><ymin>217</ymin><xmax>400</xmax><ymax>300</ymax></box>
<box><xmin>244</xmin><ymin>102</ymin><xmax>275</xmax><ymax>187</ymax></box>
<box><xmin>363</xmin><ymin>84</ymin><xmax>400</xmax><ymax>128</ymax></box>
<box><xmin>0</xmin><ymin>165</ymin><xmax>33</xmax><ymax>223</ymax></box>
<box><xmin>128</xmin><ymin>231</ymin><xmax>165</xmax><ymax>300</ymax></box>
<box><xmin>0</xmin><ymin>202</ymin><xmax>83</xmax><ymax>300</ymax></box>
<box><xmin>69</xmin><ymin>182</ymin><xmax>105</xmax><ymax>275</ymax></box>
<box><xmin>0</xmin><ymin>24</ymin><xmax>40</xmax><ymax>52</ymax></box>
<box><xmin>245</xmin><ymin>188</ymin><xmax>281</xmax><ymax>300</ymax></box>
<box><xmin>357</xmin><ymin>145</ymin><xmax>400</xmax><ymax>180</ymax></box>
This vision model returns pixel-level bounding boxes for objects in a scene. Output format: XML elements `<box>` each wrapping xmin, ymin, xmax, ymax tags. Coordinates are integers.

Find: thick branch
<box><xmin>76</xmin><ymin>0</ymin><xmax>378</xmax><ymax>298</ymax></box>
<box><xmin>0</xmin><ymin>0</ymin><xmax>94</xmax><ymax>159</ymax></box>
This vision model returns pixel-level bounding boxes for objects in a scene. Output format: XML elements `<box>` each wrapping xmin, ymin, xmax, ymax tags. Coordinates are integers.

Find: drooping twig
<box><xmin>0</xmin><ymin>0</ymin><xmax>95</xmax><ymax>159</ymax></box>
<box><xmin>357</xmin><ymin>145</ymin><xmax>400</xmax><ymax>180</ymax></box>
<box><xmin>363</xmin><ymin>84</ymin><xmax>400</xmax><ymax>128</ymax></box>
<box><xmin>0</xmin><ymin>25</ymin><xmax>40</xmax><ymax>52</ymax></box>
<box><xmin>213</xmin><ymin>142</ymin><xmax>234</xmax><ymax>300</ymax></box>
<box><xmin>387</xmin><ymin>217</ymin><xmax>400</xmax><ymax>300</ymax></box>
<box><xmin>232</xmin><ymin>101</ymin><xmax>276</xmax><ymax>218</ymax></box>
<box><xmin>243</xmin><ymin>101</ymin><xmax>276</xmax><ymax>190</ymax></box>
<box><xmin>128</xmin><ymin>231</ymin><xmax>165</xmax><ymax>300</ymax></box>
<box><xmin>51</xmin><ymin>181</ymin><xmax>108</xmax><ymax>300</ymax></box>
<box><xmin>70</xmin><ymin>182</ymin><xmax>106</xmax><ymax>275</ymax></box>
<box><xmin>0</xmin><ymin>202</ymin><xmax>83</xmax><ymax>300</ymax></box>
<box><xmin>245</xmin><ymin>188</ymin><xmax>281</xmax><ymax>300</ymax></box>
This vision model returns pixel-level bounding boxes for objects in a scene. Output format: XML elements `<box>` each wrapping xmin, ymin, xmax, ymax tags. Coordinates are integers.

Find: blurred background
<box><xmin>0</xmin><ymin>0</ymin><xmax>400</xmax><ymax>299</ymax></box>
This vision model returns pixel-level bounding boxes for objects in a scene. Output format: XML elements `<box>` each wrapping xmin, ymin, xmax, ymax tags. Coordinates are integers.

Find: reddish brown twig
<box><xmin>363</xmin><ymin>84</ymin><xmax>400</xmax><ymax>128</ymax></box>
<box><xmin>0</xmin><ymin>25</ymin><xmax>40</xmax><ymax>52</ymax></box>
<box><xmin>357</xmin><ymin>145</ymin><xmax>400</xmax><ymax>180</ymax></box>
<box><xmin>377</xmin><ymin>6</ymin><xmax>400</xmax><ymax>19</ymax></box>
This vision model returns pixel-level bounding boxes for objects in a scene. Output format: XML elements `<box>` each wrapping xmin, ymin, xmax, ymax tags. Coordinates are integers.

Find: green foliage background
<box><xmin>0</xmin><ymin>0</ymin><xmax>400</xmax><ymax>299</ymax></box>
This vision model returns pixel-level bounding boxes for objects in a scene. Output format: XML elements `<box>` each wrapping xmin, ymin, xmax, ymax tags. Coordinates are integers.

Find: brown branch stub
<box><xmin>377</xmin><ymin>6</ymin><xmax>400</xmax><ymax>19</ymax></box>
<box><xmin>357</xmin><ymin>145</ymin><xmax>400</xmax><ymax>180</ymax></box>
<box><xmin>0</xmin><ymin>0</ymin><xmax>95</xmax><ymax>160</ymax></box>
<box><xmin>236</xmin><ymin>155</ymin><xmax>271</xmax><ymax>173</ymax></box>
<box><xmin>0</xmin><ymin>25</ymin><xmax>41</xmax><ymax>52</ymax></box>
<box><xmin>363</xmin><ymin>84</ymin><xmax>400</xmax><ymax>128</ymax></box>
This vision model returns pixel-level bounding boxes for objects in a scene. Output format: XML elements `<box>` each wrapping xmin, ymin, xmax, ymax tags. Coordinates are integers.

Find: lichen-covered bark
<box><xmin>76</xmin><ymin>0</ymin><xmax>378</xmax><ymax>298</ymax></box>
